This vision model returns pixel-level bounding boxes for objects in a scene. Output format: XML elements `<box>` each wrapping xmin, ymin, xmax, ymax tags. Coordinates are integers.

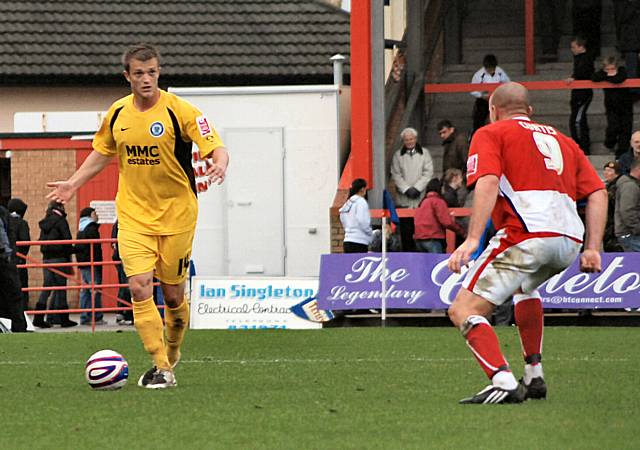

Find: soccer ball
<box><xmin>85</xmin><ymin>350</ymin><xmax>129</xmax><ymax>390</ymax></box>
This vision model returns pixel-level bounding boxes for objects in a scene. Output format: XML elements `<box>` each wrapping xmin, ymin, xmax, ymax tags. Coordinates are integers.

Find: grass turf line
<box><xmin>0</xmin><ymin>327</ymin><xmax>638</xmax><ymax>450</ymax></box>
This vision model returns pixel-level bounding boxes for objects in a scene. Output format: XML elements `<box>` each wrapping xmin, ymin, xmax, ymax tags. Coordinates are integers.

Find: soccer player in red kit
<box><xmin>447</xmin><ymin>82</ymin><xmax>607</xmax><ymax>404</ymax></box>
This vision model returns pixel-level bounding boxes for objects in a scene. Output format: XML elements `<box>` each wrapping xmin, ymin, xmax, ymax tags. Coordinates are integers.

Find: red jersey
<box><xmin>466</xmin><ymin>116</ymin><xmax>604</xmax><ymax>241</ymax></box>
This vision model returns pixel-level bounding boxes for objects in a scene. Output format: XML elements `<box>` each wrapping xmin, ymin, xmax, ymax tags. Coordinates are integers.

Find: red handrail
<box><xmin>424</xmin><ymin>79</ymin><xmax>640</xmax><ymax>94</ymax></box>
<box><xmin>15</xmin><ymin>237</ymin><xmax>151</xmax><ymax>333</ymax></box>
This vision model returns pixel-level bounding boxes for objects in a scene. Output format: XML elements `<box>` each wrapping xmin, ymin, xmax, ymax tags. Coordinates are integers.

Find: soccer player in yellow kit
<box><xmin>47</xmin><ymin>43</ymin><xmax>229</xmax><ymax>389</ymax></box>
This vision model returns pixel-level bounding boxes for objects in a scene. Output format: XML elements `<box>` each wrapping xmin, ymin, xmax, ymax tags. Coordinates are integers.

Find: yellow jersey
<box><xmin>93</xmin><ymin>90</ymin><xmax>224</xmax><ymax>235</ymax></box>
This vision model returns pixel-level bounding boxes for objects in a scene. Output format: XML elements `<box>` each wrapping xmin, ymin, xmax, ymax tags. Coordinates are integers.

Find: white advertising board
<box><xmin>190</xmin><ymin>277</ymin><xmax>321</xmax><ymax>330</ymax></box>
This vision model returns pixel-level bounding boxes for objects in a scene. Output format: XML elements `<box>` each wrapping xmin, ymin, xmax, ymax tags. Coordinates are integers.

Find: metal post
<box><xmin>381</xmin><ymin>216</ymin><xmax>387</xmax><ymax>326</ymax></box>
<box><xmin>370</xmin><ymin>0</ymin><xmax>385</xmax><ymax>211</ymax></box>
<box><xmin>372</xmin><ymin>0</ymin><xmax>386</xmax><ymax>327</ymax></box>
<box><xmin>331</xmin><ymin>54</ymin><xmax>345</xmax><ymax>86</ymax></box>
<box><xmin>525</xmin><ymin>0</ymin><xmax>536</xmax><ymax>75</ymax></box>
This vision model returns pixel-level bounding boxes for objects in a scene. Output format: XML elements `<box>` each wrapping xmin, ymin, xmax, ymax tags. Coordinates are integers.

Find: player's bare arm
<box><xmin>47</xmin><ymin>151</ymin><xmax>114</xmax><ymax>204</ymax></box>
<box><xmin>205</xmin><ymin>146</ymin><xmax>229</xmax><ymax>185</ymax></box>
<box><xmin>580</xmin><ymin>188</ymin><xmax>607</xmax><ymax>273</ymax></box>
<box><xmin>448</xmin><ymin>174</ymin><xmax>499</xmax><ymax>273</ymax></box>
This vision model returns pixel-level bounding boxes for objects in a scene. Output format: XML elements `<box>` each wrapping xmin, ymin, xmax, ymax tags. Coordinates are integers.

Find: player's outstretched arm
<box><xmin>205</xmin><ymin>146</ymin><xmax>229</xmax><ymax>185</ymax></box>
<box><xmin>580</xmin><ymin>188</ymin><xmax>607</xmax><ymax>273</ymax></box>
<box><xmin>47</xmin><ymin>151</ymin><xmax>113</xmax><ymax>204</ymax></box>
<box><xmin>448</xmin><ymin>174</ymin><xmax>499</xmax><ymax>273</ymax></box>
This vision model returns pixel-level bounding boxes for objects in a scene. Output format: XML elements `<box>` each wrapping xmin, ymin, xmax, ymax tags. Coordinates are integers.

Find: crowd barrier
<box><xmin>16</xmin><ymin>238</ymin><xmax>152</xmax><ymax>333</ymax></box>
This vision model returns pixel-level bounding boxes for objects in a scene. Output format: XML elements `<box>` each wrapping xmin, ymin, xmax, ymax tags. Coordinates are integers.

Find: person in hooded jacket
<box><xmin>7</xmin><ymin>198</ymin><xmax>31</xmax><ymax>310</ymax></box>
<box><xmin>339</xmin><ymin>178</ymin><xmax>373</xmax><ymax>253</ymax></box>
<box><xmin>75</xmin><ymin>207</ymin><xmax>105</xmax><ymax>325</ymax></box>
<box><xmin>414</xmin><ymin>178</ymin><xmax>466</xmax><ymax>253</ymax></box>
<box><xmin>0</xmin><ymin>205</ymin><xmax>27</xmax><ymax>332</ymax></box>
<box><xmin>34</xmin><ymin>201</ymin><xmax>76</xmax><ymax>328</ymax></box>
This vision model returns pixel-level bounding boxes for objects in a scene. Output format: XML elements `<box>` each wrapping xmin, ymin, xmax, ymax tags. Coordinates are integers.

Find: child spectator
<box><xmin>369</xmin><ymin>222</ymin><xmax>402</xmax><ymax>253</ymax></box>
<box><xmin>592</xmin><ymin>55</ymin><xmax>633</xmax><ymax>158</ymax></box>
<box><xmin>414</xmin><ymin>178</ymin><xmax>466</xmax><ymax>253</ymax></box>
<box><xmin>566</xmin><ymin>36</ymin><xmax>595</xmax><ymax>154</ymax></box>
<box><xmin>441</xmin><ymin>168</ymin><xmax>468</xmax><ymax>208</ymax></box>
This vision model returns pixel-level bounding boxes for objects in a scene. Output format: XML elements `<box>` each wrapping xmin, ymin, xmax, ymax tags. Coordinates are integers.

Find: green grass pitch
<box><xmin>1</xmin><ymin>327</ymin><xmax>638</xmax><ymax>449</ymax></box>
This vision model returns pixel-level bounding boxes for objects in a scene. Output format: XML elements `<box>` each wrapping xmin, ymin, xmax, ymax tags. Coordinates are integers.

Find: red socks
<box><xmin>465</xmin><ymin>316</ymin><xmax>509</xmax><ymax>379</ymax></box>
<box><xmin>514</xmin><ymin>296</ymin><xmax>543</xmax><ymax>360</ymax></box>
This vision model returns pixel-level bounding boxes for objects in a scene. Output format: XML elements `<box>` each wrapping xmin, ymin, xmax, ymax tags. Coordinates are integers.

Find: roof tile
<box><xmin>0</xmin><ymin>0</ymin><xmax>350</xmax><ymax>84</ymax></box>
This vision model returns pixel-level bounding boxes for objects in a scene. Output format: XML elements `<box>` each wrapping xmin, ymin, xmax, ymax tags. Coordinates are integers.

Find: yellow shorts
<box><xmin>117</xmin><ymin>228</ymin><xmax>195</xmax><ymax>284</ymax></box>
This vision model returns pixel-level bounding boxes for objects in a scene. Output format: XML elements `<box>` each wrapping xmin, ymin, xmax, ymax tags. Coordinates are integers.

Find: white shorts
<box><xmin>462</xmin><ymin>229</ymin><xmax>581</xmax><ymax>305</ymax></box>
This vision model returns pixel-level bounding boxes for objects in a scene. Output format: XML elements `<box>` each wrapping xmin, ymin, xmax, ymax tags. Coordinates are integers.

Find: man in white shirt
<box><xmin>470</xmin><ymin>54</ymin><xmax>510</xmax><ymax>135</ymax></box>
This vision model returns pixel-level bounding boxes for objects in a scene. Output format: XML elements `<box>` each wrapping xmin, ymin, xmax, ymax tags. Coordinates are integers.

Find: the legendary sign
<box><xmin>317</xmin><ymin>253</ymin><xmax>640</xmax><ymax>310</ymax></box>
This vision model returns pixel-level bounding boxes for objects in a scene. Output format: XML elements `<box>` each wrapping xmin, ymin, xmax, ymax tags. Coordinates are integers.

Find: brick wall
<box><xmin>329</xmin><ymin>188</ymin><xmax>349</xmax><ymax>253</ymax></box>
<box><xmin>11</xmin><ymin>148</ymin><xmax>79</xmax><ymax>307</ymax></box>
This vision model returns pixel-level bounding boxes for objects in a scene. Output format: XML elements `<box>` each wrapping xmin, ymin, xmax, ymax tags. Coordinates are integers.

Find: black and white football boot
<box><xmin>520</xmin><ymin>377</ymin><xmax>547</xmax><ymax>399</ymax></box>
<box><xmin>459</xmin><ymin>383</ymin><xmax>526</xmax><ymax>404</ymax></box>
<box><xmin>145</xmin><ymin>369</ymin><xmax>177</xmax><ymax>389</ymax></box>
<box><xmin>137</xmin><ymin>366</ymin><xmax>157</xmax><ymax>387</ymax></box>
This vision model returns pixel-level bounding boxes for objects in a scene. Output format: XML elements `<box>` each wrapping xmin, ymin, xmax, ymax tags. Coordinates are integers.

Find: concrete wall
<box><xmin>0</xmin><ymin>87</ymin><xmax>128</xmax><ymax>133</ymax></box>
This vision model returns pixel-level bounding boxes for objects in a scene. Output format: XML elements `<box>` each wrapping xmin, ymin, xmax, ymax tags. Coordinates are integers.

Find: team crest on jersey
<box><xmin>467</xmin><ymin>154</ymin><xmax>478</xmax><ymax>176</ymax></box>
<box><xmin>196</xmin><ymin>115</ymin><xmax>211</xmax><ymax>136</ymax></box>
<box><xmin>149</xmin><ymin>121</ymin><xmax>165</xmax><ymax>137</ymax></box>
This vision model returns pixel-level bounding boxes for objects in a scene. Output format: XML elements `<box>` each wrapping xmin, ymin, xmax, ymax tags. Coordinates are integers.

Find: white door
<box><xmin>224</xmin><ymin>128</ymin><xmax>285</xmax><ymax>275</ymax></box>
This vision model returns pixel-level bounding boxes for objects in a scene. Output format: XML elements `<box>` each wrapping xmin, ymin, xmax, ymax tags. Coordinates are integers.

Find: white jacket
<box><xmin>339</xmin><ymin>195</ymin><xmax>373</xmax><ymax>245</ymax></box>
<box><xmin>390</xmin><ymin>145</ymin><xmax>434</xmax><ymax>208</ymax></box>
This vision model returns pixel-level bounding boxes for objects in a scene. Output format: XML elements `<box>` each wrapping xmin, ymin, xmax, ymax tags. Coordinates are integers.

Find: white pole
<box><xmin>381</xmin><ymin>216</ymin><xmax>387</xmax><ymax>326</ymax></box>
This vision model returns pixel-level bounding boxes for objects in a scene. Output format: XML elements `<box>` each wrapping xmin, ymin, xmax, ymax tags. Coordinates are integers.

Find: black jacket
<box><xmin>592</xmin><ymin>66</ymin><xmax>633</xmax><ymax>112</ymax></box>
<box><xmin>38</xmin><ymin>211</ymin><xmax>74</xmax><ymax>260</ymax></box>
<box><xmin>7</xmin><ymin>198</ymin><xmax>30</xmax><ymax>261</ymax></box>
<box><xmin>75</xmin><ymin>221</ymin><xmax>102</xmax><ymax>263</ymax></box>
<box><xmin>572</xmin><ymin>52</ymin><xmax>595</xmax><ymax>100</ymax></box>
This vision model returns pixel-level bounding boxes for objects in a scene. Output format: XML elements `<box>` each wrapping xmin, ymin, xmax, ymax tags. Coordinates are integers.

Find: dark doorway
<box><xmin>0</xmin><ymin>155</ymin><xmax>10</xmax><ymax>207</ymax></box>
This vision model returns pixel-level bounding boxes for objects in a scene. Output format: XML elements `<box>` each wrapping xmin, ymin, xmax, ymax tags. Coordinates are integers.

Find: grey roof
<box><xmin>0</xmin><ymin>0</ymin><xmax>350</xmax><ymax>86</ymax></box>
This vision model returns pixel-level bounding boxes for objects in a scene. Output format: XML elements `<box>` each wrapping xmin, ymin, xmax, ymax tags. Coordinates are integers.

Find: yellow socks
<box><xmin>133</xmin><ymin>297</ymin><xmax>170</xmax><ymax>370</ymax></box>
<box><xmin>164</xmin><ymin>298</ymin><xmax>189</xmax><ymax>367</ymax></box>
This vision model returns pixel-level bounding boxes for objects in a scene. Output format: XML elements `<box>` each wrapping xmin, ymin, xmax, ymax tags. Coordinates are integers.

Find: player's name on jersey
<box><xmin>517</xmin><ymin>121</ymin><xmax>557</xmax><ymax>135</ymax></box>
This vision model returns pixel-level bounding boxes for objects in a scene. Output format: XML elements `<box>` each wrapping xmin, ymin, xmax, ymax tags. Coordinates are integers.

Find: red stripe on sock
<box><xmin>466</xmin><ymin>323</ymin><xmax>509</xmax><ymax>379</ymax></box>
<box><xmin>515</xmin><ymin>298</ymin><xmax>543</xmax><ymax>361</ymax></box>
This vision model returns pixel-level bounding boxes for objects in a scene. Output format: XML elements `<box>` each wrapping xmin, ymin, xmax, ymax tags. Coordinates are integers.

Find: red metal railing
<box><xmin>16</xmin><ymin>237</ymin><xmax>156</xmax><ymax>333</ymax></box>
<box><xmin>370</xmin><ymin>207</ymin><xmax>472</xmax><ymax>253</ymax></box>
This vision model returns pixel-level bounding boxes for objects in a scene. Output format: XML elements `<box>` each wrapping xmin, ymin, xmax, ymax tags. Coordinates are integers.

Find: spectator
<box><xmin>592</xmin><ymin>56</ymin><xmax>633</xmax><ymax>158</ymax></box>
<box><xmin>437</xmin><ymin>119</ymin><xmax>469</xmax><ymax>175</ymax></box>
<box><xmin>442</xmin><ymin>168</ymin><xmax>469</xmax><ymax>247</ymax></box>
<box><xmin>390</xmin><ymin>127</ymin><xmax>434</xmax><ymax>251</ymax></box>
<box><xmin>614</xmin><ymin>159</ymin><xmax>640</xmax><ymax>251</ymax></box>
<box><xmin>603</xmin><ymin>161</ymin><xmax>624</xmax><ymax>252</ymax></box>
<box><xmin>75</xmin><ymin>207</ymin><xmax>105</xmax><ymax>325</ymax></box>
<box><xmin>470</xmin><ymin>54</ymin><xmax>510</xmax><ymax>135</ymax></box>
<box><xmin>0</xmin><ymin>205</ymin><xmax>27</xmax><ymax>332</ymax></box>
<box><xmin>618</xmin><ymin>130</ymin><xmax>640</xmax><ymax>174</ymax></box>
<box><xmin>112</xmin><ymin>220</ymin><xmax>133</xmax><ymax>325</ymax></box>
<box><xmin>566</xmin><ymin>36</ymin><xmax>595</xmax><ymax>155</ymax></box>
<box><xmin>369</xmin><ymin>222</ymin><xmax>402</xmax><ymax>253</ymax></box>
<box><xmin>572</xmin><ymin>0</ymin><xmax>602</xmax><ymax>58</ymax></box>
<box><xmin>414</xmin><ymin>178</ymin><xmax>466</xmax><ymax>253</ymax></box>
<box><xmin>537</xmin><ymin>0</ymin><xmax>567</xmax><ymax>62</ymax></box>
<box><xmin>7</xmin><ymin>198</ymin><xmax>31</xmax><ymax>311</ymax></box>
<box><xmin>613</xmin><ymin>0</ymin><xmax>640</xmax><ymax>89</ymax></box>
<box><xmin>339</xmin><ymin>178</ymin><xmax>373</xmax><ymax>253</ymax></box>
<box><xmin>441</xmin><ymin>168</ymin><xmax>468</xmax><ymax>208</ymax></box>
<box><xmin>34</xmin><ymin>201</ymin><xmax>76</xmax><ymax>328</ymax></box>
